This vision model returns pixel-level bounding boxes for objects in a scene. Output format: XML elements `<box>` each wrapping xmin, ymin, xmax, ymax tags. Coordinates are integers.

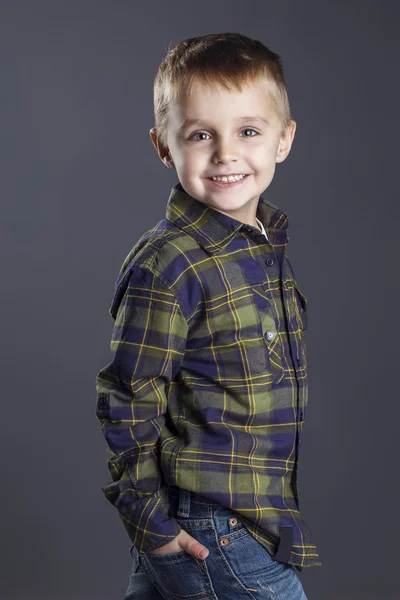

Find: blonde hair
<box><xmin>153</xmin><ymin>32</ymin><xmax>293</xmax><ymax>147</ymax></box>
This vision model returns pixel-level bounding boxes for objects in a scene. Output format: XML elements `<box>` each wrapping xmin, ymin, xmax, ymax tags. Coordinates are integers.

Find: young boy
<box><xmin>96</xmin><ymin>32</ymin><xmax>321</xmax><ymax>600</ymax></box>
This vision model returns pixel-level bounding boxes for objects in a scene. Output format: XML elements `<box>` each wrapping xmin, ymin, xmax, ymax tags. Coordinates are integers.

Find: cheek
<box><xmin>250</xmin><ymin>146</ymin><xmax>278</xmax><ymax>168</ymax></box>
<box><xmin>183</xmin><ymin>153</ymin><xmax>207</xmax><ymax>173</ymax></box>
<box><xmin>175</xmin><ymin>160</ymin><xmax>203</xmax><ymax>185</ymax></box>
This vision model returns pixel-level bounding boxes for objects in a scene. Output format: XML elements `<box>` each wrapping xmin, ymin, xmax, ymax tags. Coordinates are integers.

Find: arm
<box><xmin>95</xmin><ymin>265</ymin><xmax>187</xmax><ymax>553</ymax></box>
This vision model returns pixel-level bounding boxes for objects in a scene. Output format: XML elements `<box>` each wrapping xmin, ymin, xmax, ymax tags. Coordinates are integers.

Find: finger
<box><xmin>179</xmin><ymin>530</ymin><xmax>209</xmax><ymax>559</ymax></box>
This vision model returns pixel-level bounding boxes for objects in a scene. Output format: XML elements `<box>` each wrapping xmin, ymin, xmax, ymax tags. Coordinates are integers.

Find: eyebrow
<box><xmin>178</xmin><ymin>116</ymin><xmax>269</xmax><ymax>131</ymax></box>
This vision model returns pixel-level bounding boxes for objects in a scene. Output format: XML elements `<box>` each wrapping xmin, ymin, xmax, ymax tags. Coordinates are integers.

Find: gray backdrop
<box><xmin>1</xmin><ymin>1</ymin><xmax>399</xmax><ymax>599</ymax></box>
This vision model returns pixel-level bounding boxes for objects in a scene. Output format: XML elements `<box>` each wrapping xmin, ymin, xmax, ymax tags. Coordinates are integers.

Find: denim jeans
<box><xmin>122</xmin><ymin>485</ymin><xmax>308</xmax><ymax>600</ymax></box>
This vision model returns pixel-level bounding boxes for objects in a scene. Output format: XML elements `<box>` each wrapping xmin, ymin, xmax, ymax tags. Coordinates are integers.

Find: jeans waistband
<box><xmin>166</xmin><ymin>485</ymin><xmax>224</xmax><ymax>518</ymax></box>
<box><xmin>157</xmin><ymin>485</ymin><xmax>303</xmax><ymax>572</ymax></box>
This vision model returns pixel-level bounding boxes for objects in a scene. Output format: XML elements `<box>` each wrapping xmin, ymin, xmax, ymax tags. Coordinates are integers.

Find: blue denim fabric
<box><xmin>122</xmin><ymin>486</ymin><xmax>308</xmax><ymax>600</ymax></box>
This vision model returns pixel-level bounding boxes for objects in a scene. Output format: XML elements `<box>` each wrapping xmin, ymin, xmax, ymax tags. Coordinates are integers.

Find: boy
<box><xmin>96</xmin><ymin>32</ymin><xmax>321</xmax><ymax>600</ymax></box>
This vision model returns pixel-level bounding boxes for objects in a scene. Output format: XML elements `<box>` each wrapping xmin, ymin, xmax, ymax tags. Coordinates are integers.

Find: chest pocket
<box><xmin>252</xmin><ymin>284</ymin><xmax>286</xmax><ymax>387</ymax></box>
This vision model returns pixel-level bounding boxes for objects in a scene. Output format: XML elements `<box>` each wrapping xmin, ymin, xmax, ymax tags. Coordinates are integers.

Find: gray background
<box><xmin>1</xmin><ymin>1</ymin><xmax>399</xmax><ymax>599</ymax></box>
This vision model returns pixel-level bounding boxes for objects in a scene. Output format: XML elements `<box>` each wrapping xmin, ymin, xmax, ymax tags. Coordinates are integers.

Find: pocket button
<box><xmin>264</xmin><ymin>330</ymin><xmax>276</xmax><ymax>341</ymax></box>
<box><xmin>220</xmin><ymin>537</ymin><xmax>230</xmax><ymax>546</ymax></box>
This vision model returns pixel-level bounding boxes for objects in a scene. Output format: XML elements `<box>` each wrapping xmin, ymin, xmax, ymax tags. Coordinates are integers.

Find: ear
<box><xmin>275</xmin><ymin>120</ymin><xmax>297</xmax><ymax>164</ymax></box>
<box><xmin>149</xmin><ymin>128</ymin><xmax>174</xmax><ymax>168</ymax></box>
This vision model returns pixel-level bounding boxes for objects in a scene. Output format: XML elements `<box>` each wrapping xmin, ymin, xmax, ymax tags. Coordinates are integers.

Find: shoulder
<box><xmin>120</xmin><ymin>218</ymin><xmax>204</xmax><ymax>282</ymax></box>
<box><xmin>111</xmin><ymin>218</ymin><xmax>207</xmax><ymax>320</ymax></box>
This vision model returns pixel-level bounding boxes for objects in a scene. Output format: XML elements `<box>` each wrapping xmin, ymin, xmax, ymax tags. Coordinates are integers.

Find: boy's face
<box><xmin>150</xmin><ymin>78</ymin><xmax>296</xmax><ymax>226</ymax></box>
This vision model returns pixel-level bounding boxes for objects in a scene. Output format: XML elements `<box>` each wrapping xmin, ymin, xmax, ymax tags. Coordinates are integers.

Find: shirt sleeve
<box><xmin>95</xmin><ymin>265</ymin><xmax>188</xmax><ymax>553</ymax></box>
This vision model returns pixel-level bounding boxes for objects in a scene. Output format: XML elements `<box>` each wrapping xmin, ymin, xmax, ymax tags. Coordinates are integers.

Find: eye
<box><xmin>189</xmin><ymin>132</ymin><xmax>211</xmax><ymax>141</ymax></box>
<box><xmin>240</xmin><ymin>128</ymin><xmax>258</xmax><ymax>137</ymax></box>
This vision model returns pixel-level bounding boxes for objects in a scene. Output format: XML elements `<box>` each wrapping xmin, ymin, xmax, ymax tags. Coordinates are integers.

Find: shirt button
<box><xmin>265</xmin><ymin>257</ymin><xmax>274</xmax><ymax>266</ymax></box>
<box><xmin>98</xmin><ymin>396</ymin><xmax>107</xmax><ymax>407</ymax></box>
<box><xmin>264</xmin><ymin>330</ymin><xmax>276</xmax><ymax>341</ymax></box>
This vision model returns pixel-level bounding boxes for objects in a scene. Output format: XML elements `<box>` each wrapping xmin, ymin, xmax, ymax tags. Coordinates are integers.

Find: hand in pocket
<box><xmin>150</xmin><ymin>528</ymin><xmax>209</xmax><ymax>560</ymax></box>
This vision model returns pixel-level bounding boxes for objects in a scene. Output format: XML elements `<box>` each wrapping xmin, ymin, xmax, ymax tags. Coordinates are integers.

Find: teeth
<box><xmin>211</xmin><ymin>174</ymin><xmax>246</xmax><ymax>182</ymax></box>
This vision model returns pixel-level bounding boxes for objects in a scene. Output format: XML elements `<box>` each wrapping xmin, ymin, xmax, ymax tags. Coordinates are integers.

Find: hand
<box><xmin>149</xmin><ymin>528</ymin><xmax>209</xmax><ymax>560</ymax></box>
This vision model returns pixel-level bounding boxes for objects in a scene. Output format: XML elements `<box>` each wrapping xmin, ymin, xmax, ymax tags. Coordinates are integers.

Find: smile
<box><xmin>206</xmin><ymin>174</ymin><xmax>251</xmax><ymax>188</ymax></box>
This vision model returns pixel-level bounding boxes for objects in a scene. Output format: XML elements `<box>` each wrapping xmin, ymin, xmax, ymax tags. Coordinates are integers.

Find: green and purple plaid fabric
<box><xmin>96</xmin><ymin>182</ymin><xmax>321</xmax><ymax>568</ymax></box>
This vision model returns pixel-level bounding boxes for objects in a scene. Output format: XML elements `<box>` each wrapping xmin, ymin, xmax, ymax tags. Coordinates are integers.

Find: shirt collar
<box><xmin>165</xmin><ymin>182</ymin><xmax>289</xmax><ymax>253</ymax></box>
<box><xmin>256</xmin><ymin>216</ymin><xmax>269</xmax><ymax>241</ymax></box>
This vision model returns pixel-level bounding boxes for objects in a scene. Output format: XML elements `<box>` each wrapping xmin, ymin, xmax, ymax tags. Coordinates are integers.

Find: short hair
<box><xmin>152</xmin><ymin>32</ymin><xmax>293</xmax><ymax>148</ymax></box>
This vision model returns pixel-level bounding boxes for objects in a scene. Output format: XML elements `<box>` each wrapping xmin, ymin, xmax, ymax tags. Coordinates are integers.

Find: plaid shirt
<box><xmin>96</xmin><ymin>182</ymin><xmax>321</xmax><ymax>569</ymax></box>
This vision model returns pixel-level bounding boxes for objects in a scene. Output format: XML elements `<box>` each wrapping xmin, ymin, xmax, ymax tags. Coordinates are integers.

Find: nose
<box><xmin>212</xmin><ymin>138</ymin><xmax>239</xmax><ymax>164</ymax></box>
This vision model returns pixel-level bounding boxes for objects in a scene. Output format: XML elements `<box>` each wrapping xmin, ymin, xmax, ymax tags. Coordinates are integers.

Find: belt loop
<box><xmin>176</xmin><ymin>488</ymin><xmax>191</xmax><ymax>517</ymax></box>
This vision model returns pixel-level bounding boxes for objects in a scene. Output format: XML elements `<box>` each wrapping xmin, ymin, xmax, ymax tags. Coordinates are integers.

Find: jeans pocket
<box><xmin>219</xmin><ymin>525</ymin><xmax>287</xmax><ymax>591</ymax></box>
<box><xmin>140</xmin><ymin>547</ymin><xmax>214</xmax><ymax>600</ymax></box>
